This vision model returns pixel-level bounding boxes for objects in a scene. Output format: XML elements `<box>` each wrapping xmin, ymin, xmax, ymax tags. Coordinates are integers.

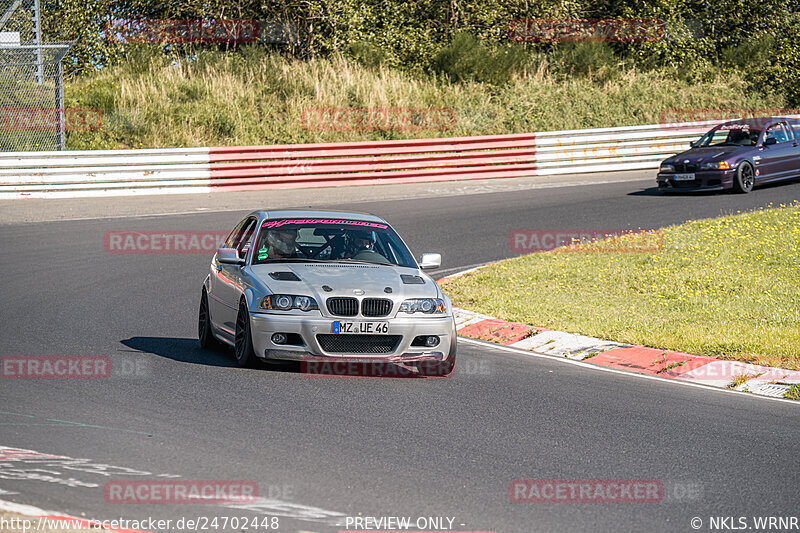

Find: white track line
<box><xmin>0</xmin><ymin>498</ymin><xmax>59</xmax><ymax>516</ymax></box>
<box><xmin>460</xmin><ymin>337</ymin><xmax>800</xmax><ymax>406</ymax></box>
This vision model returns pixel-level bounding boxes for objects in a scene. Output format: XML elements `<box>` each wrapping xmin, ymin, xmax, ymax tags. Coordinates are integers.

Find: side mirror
<box><xmin>217</xmin><ymin>247</ymin><xmax>244</xmax><ymax>265</ymax></box>
<box><xmin>689</xmin><ymin>140</ymin><xmax>698</xmax><ymax>148</ymax></box>
<box><xmin>419</xmin><ymin>253</ymin><xmax>441</xmax><ymax>270</ymax></box>
<box><xmin>763</xmin><ymin>137</ymin><xmax>778</xmax><ymax>146</ymax></box>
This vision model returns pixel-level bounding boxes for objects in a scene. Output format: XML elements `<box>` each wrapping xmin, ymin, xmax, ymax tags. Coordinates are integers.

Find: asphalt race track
<box><xmin>1</xmin><ymin>175</ymin><xmax>799</xmax><ymax>533</ymax></box>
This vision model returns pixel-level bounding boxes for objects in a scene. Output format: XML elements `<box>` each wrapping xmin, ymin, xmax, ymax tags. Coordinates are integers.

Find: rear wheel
<box><xmin>198</xmin><ymin>290</ymin><xmax>218</xmax><ymax>349</ymax></box>
<box><xmin>234</xmin><ymin>301</ymin><xmax>256</xmax><ymax>367</ymax></box>
<box><xmin>732</xmin><ymin>162</ymin><xmax>754</xmax><ymax>193</ymax></box>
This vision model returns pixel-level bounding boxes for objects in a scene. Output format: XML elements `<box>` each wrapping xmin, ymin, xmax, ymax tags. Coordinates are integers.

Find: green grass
<box><xmin>786</xmin><ymin>384</ymin><xmax>800</xmax><ymax>400</ymax></box>
<box><xmin>61</xmin><ymin>49</ymin><xmax>786</xmax><ymax>149</ymax></box>
<box><xmin>441</xmin><ymin>204</ymin><xmax>800</xmax><ymax>370</ymax></box>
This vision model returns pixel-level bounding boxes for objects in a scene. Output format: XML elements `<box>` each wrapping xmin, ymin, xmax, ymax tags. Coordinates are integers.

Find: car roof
<box><xmin>718</xmin><ymin>116</ymin><xmax>798</xmax><ymax>128</ymax></box>
<box><xmin>253</xmin><ymin>209</ymin><xmax>387</xmax><ymax>224</ymax></box>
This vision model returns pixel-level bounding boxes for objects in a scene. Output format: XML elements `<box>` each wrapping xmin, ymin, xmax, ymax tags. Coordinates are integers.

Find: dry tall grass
<box><xmin>63</xmin><ymin>50</ymin><xmax>786</xmax><ymax>149</ymax></box>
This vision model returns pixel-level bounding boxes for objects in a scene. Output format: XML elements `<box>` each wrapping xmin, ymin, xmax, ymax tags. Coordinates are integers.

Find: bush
<box><xmin>550</xmin><ymin>42</ymin><xmax>621</xmax><ymax>82</ymax></box>
<box><xmin>720</xmin><ymin>35</ymin><xmax>776</xmax><ymax>70</ymax></box>
<box><xmin>346</xmin><ymin>41</ymin><xmax>386</xmax><ymax>69</ymax></box>
<box><xmin>430</xmin><ymin>33</ymin><xmax>528</xmax><ymax>85</ymax></box>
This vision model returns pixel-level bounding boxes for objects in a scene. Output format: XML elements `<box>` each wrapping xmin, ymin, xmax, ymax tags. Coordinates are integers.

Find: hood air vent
<box><xmin>269</xmin><ymin>271</ymin><xmax>301</xmax><ymax>281</ymax></box>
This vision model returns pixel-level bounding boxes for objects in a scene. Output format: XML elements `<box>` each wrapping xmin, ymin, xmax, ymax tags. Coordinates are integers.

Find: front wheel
<box><xmin>234</xmin><ymin>301</ymin><xmax>256</xmax><ymax>367</ymax></box>
<box><xmin>732</xmin><ymin>162</ymin><xmax>755</xmax><ymax>193</ymax></box>
<box><xmin>198</xmin><ymin>290</ymin><xmax>218</xmax><ymax>349</ymax></box>
<box><xmin>441</xmin><ymin>322</ymin><xmax>458</xmax><ymax>376</ymax></box>
<box><xmin>421</xmin><ymin>322</ymin><xmax>457</xmax><ymax>377</ymax></box>
<box><xmin>440</xmin><ymin>353</ymin><xmax>457</xmax><ymax>377</ymax></box>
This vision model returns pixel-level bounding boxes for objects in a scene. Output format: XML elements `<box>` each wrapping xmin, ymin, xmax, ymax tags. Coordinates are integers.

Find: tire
<box><xmin>439</xmin><ymin>352</ymin><xmax>457</xmax><ymax>377</ymax></box>
<box><xmin>234</xmin><ymin>301</ymin><xmax>257</xmax><ymax>367</ymax></box>
<box><xmin>198</xmin><ymin>289</ymin><xmax>218</xmax><ymax>349</ymax></box>
<box><xmin>422</xmin><ymin>322</ymin><xmax>457</xmax><ymax>377</ymax></box>
<box><xmin>732</xmin><ymin>162</ymin><xmax>755</xmax><ymax>193</ymax></box>
<box><xmin>441</xmin><ymin>322</ymin><xmax>458</xmax><ymax>376</ymax></box>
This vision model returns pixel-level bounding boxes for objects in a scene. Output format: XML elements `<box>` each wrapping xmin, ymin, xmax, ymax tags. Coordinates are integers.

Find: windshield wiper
<box><xmin>334</xmin><ymin>258</ymin><xmax>393</xmax><ymax>266</ymax></box>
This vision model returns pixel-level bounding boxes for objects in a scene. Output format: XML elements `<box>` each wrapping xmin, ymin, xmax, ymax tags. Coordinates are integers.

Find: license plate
<box><xmin>332</xmin><ymin>321</ymin><xmax>389</xmax><ymax>334</ymax></box>
<box><xmin>673</xmin><ymin>173</ymin><xmax>695</xmax><ymax>181</ymax></box>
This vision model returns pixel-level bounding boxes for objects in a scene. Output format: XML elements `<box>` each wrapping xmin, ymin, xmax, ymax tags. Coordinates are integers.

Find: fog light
<box><xmin>425</xmin><ymin>336</ymin><xmax>440</xmax><ymax>347</ymax></box>
<box><xmin>271</xmin><ymin>333</ymin><xmax>288</xmax><ymax>345</ymax></box>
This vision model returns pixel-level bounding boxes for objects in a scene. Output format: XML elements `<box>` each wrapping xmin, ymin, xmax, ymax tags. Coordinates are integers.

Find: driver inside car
<box><xmin>258</xmin><ymin>228</ymin><xmax>299</xmax><ymax>260</ymax></box>
<box><xmin>345</xmin><ymin>230</ymin><xmax>376</xmax><ymax>258</ymax></box>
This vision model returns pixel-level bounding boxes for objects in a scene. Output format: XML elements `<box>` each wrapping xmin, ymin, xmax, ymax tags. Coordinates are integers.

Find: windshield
<box><xmin>695</xmin><ymin>124</ymin><xmax>761</xmax><ymax>147</ymax></box>
<box><xmin>252</xmin><ymin>218</ymin><xmax>417</xmax><ymax>268</ymax></box>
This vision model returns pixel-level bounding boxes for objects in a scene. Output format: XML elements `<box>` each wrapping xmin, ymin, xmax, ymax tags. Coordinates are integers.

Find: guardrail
<box><xmin>0</xmin><ymin>118</ymin><xmax>732</xmax><ymax>199</ymax></box>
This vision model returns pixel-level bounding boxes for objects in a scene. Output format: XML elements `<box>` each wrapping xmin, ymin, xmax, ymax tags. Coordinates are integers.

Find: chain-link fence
<box><xmin>1</xmin><ymin>0</ymin><xmax>71</xmax><ymax>151</ymax></box>
<box><xmin>1</xmin><ymin>0</ymin><xmax>37</xmax><ymax>43</ymax></box>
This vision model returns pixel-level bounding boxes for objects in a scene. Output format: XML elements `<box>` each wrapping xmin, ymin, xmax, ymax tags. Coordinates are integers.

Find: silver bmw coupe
<box><xmin>199</xmin><ymin>210</ymin><xmax>457</xmax><ymax>375</ymax></box>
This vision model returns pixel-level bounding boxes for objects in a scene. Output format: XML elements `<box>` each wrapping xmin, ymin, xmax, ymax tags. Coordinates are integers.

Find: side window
<box><xmin>224</xmin><ymin>219</ymin><xmax>248</xmax><ymax>248</ymax></box>
<box><xmin>766</xmin><ymin>124</ymin><xmax>790</xmax><ymax>144</ymax></box>
<box><xmin>236</xmin><ymin>218</ymin><xmax>257</xmax><ymax>256</ymax></box>
<box><xmin>224</xmin><ymin>217</ymin><xmax>257</xmax><ymax>252</ymax></box>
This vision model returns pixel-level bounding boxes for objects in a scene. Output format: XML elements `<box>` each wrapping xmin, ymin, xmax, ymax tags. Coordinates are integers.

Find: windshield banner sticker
<box><xmin>262</xmin><ymin>219</ymin><xmax>388</xmax><ymax>230</ymax></box>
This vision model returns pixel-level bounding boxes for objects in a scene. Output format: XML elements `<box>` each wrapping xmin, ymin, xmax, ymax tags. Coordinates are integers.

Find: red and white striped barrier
<box><xmin>0</xmin><ymin>119</ymin><xmax>727</xmax><ymax>199</ymax></box>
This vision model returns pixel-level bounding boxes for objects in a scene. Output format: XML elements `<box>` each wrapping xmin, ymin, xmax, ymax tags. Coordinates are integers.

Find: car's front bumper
<box><xmin>657</xmin><ymin>170</ymin><xmax>734</xmax><ymax>192</ymax></box>
<box><xmin>249</xmin><ymin>312</ymin><xmax>455</xmax><ymax>363</ymax></box>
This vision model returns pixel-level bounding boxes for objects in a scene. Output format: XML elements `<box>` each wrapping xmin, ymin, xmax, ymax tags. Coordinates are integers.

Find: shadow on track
<box><xmin>120</xmin><ymin>337</ymin><xmax>453</xmax><ymax>377</ymax></box>
<box><xmin>121</xmin><ymin>336</ymin><xmax>302</xmax><ymax>373</ymax></box>
<box><xmin>630</xmin><ymin>177</ymin><xmax>800</xmax><ymax>197</ymax></box>
<box><xmin>627</xmin><ymin>186</ymin><xmax>722</xmax><ymax>197</ymax></box>
<box><xmin>121</xmin><ymin>336</ymin><xmax>238</xmax><ymax>367</ymax></box>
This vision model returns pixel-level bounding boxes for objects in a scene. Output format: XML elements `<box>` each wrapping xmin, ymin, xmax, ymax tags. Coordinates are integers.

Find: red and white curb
<box><xmin>451</xmin><ymin>306</ymin><xmax>800</xmax><ymax>400</ymax></box>
<box><xmin>0</xmin><ymin>498</ymin><xmax>149</xmax><ymax>533</ymax></box>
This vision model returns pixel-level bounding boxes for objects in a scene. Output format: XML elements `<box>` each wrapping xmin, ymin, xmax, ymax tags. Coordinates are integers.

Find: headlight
<box><xmin>398</xmin><ymin>298</ymin><xmax>446</xmax><ymax>314</ymax></box>
<box><xmin>701</xmin><ymin>161</ymin><xmax>730</xmax><ymax>170</ymax></box>
<box><xmin>660</xmin><ymin>164</ymin><xmax>674</xmax><ymax>173</ymax></box>
<box><xmin>260</xmin><ymin>294</ymin><xmax>319</xmax><ymax>312</ymax></box>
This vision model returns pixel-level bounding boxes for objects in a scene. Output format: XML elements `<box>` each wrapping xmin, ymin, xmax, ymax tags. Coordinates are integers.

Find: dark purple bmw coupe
<box><xmin>657</xmin><ymin>117</ymin><xmax>800</xmax><ymax>193</ymax></box>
